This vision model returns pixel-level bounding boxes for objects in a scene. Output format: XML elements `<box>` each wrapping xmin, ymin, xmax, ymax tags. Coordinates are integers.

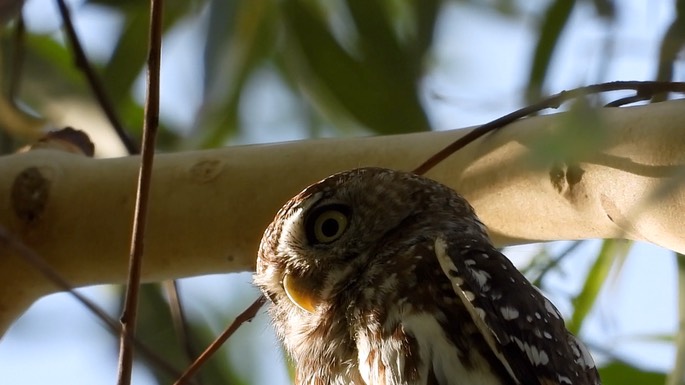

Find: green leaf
<box><xmin>101</xmin><ymin>2</ymin><xmax>198</xmax><ymax>104</ymax></box>
<box><xmin>598</xmin><ymin>361</ymin><xmax>666</xmax><ymax>385</ymax></box>
<box><xmin>114</xmin><ymin>283</ymin><xmax>249</xmax><ymax>385</ymax></box>
<box><xmin>186</xmin><ymin>319</ymin><xmax>250</xmax><ymax>385</ymax></box>
<box><xmin>101</xmin><ymin>10</ymin><xmax>149</xmax><ymax>105</ymax></box>
<box><xmin>568</xmin><ymin>239</ymin><xmax>631</xmax><ymax>334</ymax></box>
<box><xmin>193</xmin><ymin>0</ymin><xmax>278</xmax><ymax>148</ymax></box>
<box><xmin>527</xmin><ymin>0</ymin><xmax>576</xmax><ymax>102</ymax></box>
<box><xmin>590</xmin><ymin>0</ymin><xmax>616</xmax><ymax>19</ymax></box>
<box><xmin>529</xmin><ymin>98</ymin><xmax>607</xmax><ymax>167</ymax></box>
<box><xmin>280</xmin><ymin>0</ymin><xmax>431</xmax><ymax>134</ymax></box>
<box><xmin>128</xmin><ymin>284</ymin><xmax>189</xmax><ymax>384</ymax></box>
<box><xmin>666</xmin><ymin>253</ymin><xmax>685</xmax><ymax>385</ymax></box>
<box><xmin>412</xmin><ymin>0</ymin><xmax>441</xmax><ymax>59</ymax></box>
<box><xmin>654</xmin><ymin>0</ymin><xmax>685</xmax><ymax>89</ymax></box>
<box><xmin>23</xmin><ymin>33</ymin><xmax>87</xmax><ymax>94</ymax></box>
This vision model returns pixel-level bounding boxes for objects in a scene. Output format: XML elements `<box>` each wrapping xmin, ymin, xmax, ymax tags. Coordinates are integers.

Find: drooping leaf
<box><xmin>568</xmin><ymin>239</ymin><xmax>631</xmax><ymax>335</ymax></box>
<box><xmin>666</xmin><ymin>253</ymin><xmax>685</xmax><ymax>385</ymax></box>
<box><xmin>99</xmin><ymin>1</ymin><xmax>200</xmax><ymax>136</ymax></box>
<box><xmin>527</xmin><ymin>0</ymin><xmax>576</xmax><ymax>102</ymax></box>
<box><xmin>279</xmin><ymin>0</ymin><xmax>433</xmax><ymax>134</ymax></box>
<box><xmin>193</xmin><ymin>0</ymin><xmax>278</xmax><ymax>148</ymax></box>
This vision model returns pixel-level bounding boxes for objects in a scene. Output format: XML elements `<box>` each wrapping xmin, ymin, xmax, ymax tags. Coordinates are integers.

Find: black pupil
<box><xmin>321</xmin><ymin>217</ymin><xmax>340</xmax><ymax>237</ymax></box>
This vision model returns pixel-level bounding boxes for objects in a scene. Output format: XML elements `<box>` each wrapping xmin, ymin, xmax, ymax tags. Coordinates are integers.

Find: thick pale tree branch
<box><xmin>0</xmin><ymin>100</ymin><xmax>684</xmax><ymax>333</ymax></box>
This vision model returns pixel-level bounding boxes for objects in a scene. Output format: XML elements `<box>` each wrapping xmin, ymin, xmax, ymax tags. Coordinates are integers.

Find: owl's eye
<box><xmin>306</xmin><ymin>204</ymin><xmax>351</xmax><ymax>244</ymax></box>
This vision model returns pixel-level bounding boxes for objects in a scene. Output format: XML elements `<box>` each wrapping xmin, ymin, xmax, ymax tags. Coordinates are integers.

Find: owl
<box><xmin>254</xmin><ymin>167</ymin><xmax>600</xmax><ymax>385</ymax></box>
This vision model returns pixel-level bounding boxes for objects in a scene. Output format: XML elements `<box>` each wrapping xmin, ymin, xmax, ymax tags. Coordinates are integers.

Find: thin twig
<box><xmin>164</xmin><ymin>279</ymin><xmax>201</xmax><ymax>383</ymax></box>
<box><xmin>412</xmin><ymin>80</ymin><xmax>685</xmax><ymax>175</ymax></box>
<box><xmin>116</xmin><ymin>1</ymin><xmax>164</xmax><ymax>384</ymax></box>
<box><xmin>531</xmin><ymin>240</ymin><xmax>584</xmax><ymax>287</ymax></box>
<box><xmin>55</xmin><ymin>0</ymin><xmax>138</xmax><ymax>154</ymax></box>
<box><xmin>604</xmin><ymin>94</ymin><xmax>651</xmax><ymax>107</ymax></box>
<box><xmin>174</xmin><ymin>296</ymin><xmax>267</xmax><ymax>385</ymax></box>
<box><xmin>0</xmin><ymin>225</ymin><xmax>184</xmax><ymax>379</ymax></box>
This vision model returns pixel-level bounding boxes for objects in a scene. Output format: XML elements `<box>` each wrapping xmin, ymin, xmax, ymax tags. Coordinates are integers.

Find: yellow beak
<box><xmin>283</xmin><ymin>274</ymin><xmax>318</xmax><ymax>314</ymax></box>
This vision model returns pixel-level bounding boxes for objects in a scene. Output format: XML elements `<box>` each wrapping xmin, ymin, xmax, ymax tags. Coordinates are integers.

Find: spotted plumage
<box><xmin>254</xmin><ymin>167</ymin><xmax>601</xmax><ymax>385</ymax></box>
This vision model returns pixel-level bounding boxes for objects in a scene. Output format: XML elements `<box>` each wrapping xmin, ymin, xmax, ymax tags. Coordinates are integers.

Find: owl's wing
<box><xmin>433</xmin><ymin>236</ymin><xmax>600</xmax><ymax>385</ymax></box>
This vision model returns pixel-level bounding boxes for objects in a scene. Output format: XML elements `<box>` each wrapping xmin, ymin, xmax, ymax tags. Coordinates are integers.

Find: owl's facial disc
<box><xmin>281</xmin><ymin>203</ymin><xmax>352</xmax><ymax>313</ymax></box>
<box><xmin>283</xmin><ymin>273</ymin><xmax>318</xmax><ymax>313</ymax></box>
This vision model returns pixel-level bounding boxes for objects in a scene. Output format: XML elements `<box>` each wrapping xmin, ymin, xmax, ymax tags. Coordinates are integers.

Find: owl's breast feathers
<box><xmin>342</xmin><ymin>237</ymin><xmax>515</xmax><ymax>385</ymax></box>
<box><xmin>337</xmin><ymin>233</ymin><xmax>599</xmax><ymax>385</ymax></box>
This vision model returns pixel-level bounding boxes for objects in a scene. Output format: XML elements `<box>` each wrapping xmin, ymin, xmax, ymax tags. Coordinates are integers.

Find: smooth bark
<box><xmin>1</xmin><ymin>100</ymin><xmax>684</xmax><ymax>332</ymax></box>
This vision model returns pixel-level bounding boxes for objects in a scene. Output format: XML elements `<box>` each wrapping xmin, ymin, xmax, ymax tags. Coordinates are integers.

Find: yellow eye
<box><xmin>307</xmin><ymin>205</ymin><xmax>350</xmax><ymax>244</ymax></box>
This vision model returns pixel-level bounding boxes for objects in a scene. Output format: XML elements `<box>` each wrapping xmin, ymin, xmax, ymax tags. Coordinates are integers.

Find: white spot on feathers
<box><xmin>470</xmin><ymin>269</ymin><xmax>491</xmax><ymax>288</ymax></box>
<box><xmin>512</xmin><ymin>337</ymin><xmax>549</xmax><ymax>366</ymax></box>
<box><xmin>569</xmin><ymin>334</ymin><xmax>596</xmax><ymax>368</ymax></box>
<box><xmin>500</xmin><ymin>306</ymin><xmax>519</xmax><ymax>320</ymax></box>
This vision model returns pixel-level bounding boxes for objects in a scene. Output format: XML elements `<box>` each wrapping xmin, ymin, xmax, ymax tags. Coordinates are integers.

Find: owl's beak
<box><xmin>283</xmin><ymin>274</ymin><xmax>318</xmax><ymax>314</ymax></box>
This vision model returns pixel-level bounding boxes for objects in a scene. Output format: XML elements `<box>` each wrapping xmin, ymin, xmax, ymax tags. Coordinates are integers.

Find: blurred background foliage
<box><xmin>0</xmin><ymin>0</ymin><xmax>684</xmax><ymax>384</ymax></box>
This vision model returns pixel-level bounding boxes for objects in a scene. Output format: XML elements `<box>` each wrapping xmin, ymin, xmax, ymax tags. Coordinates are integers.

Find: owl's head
<box><xmin>254</xmin><ymin>167</ymin><xmax>485</xmax><ymax>318</ymax></box>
